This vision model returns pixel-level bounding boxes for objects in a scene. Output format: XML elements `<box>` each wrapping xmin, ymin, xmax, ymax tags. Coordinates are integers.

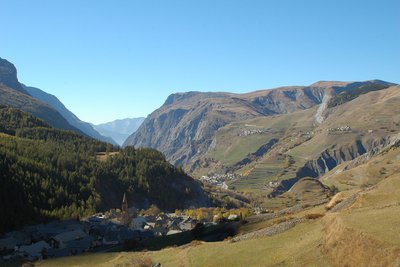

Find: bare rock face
<box><xmin>0</xmin><ymin>57</ymin><xmax>28</xmax><ymax>94</ymax></box>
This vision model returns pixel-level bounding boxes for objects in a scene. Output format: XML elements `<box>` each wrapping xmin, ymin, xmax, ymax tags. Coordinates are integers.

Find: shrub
<box><xmin>305</xmin><ymin>213</ymin><xmax>324</xmax><ymax>220</ymax></box>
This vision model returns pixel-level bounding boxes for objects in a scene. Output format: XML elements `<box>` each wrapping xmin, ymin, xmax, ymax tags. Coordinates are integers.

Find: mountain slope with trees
<box><xmin>23</xmin><ymin>85</ymin><xmax>117</xmax><ymax>145</ymax></box>
<box><xmin>0</xmin><ymin>107</ymin><xmax>209</xmax><ymax>234</ymax></box>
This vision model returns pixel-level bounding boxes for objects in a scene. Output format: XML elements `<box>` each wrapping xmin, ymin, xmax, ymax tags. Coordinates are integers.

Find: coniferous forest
<box><xmin>0</xmin><ymin>106</ymin><xmax>208</xmax><ymax>234</ymax></box>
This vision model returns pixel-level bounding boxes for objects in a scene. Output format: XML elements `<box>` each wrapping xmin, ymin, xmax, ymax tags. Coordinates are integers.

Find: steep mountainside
<box><xmin>24</xmin><ymin>85</ymin><xmax>117</xmax><ymax>145</ymax></box>
<box><xmin>0</xmin><ymin>57</ymin><xmax>28</xmax><ymax>94</ymax></box>
<box><xmin>0</xmin><ymin>84</ymin><xmax>81</xmax><ymax>132</ymax></box>
<box><xmin>93</xmin><ymin>117</ymin><xmax>145</xmax><ymax>146</ymax></box>
<box><xmin>200</xmin><ymin>83</ymin><xmax>399</xmax><ymax>197</ymax></box>
<box><xmin>0</xmin><ymin>107</ymin><xmax>209</xmax><ymax>234</ymax></box>
<box><xmin>0</xmin><ymin>57</ymin><xmax>85</xmax><ymax>133</ymax></box>
<box><xmin>124</xmin><ymin>80</ymin><xmax>393</xmax><ymax>172</ymax></box>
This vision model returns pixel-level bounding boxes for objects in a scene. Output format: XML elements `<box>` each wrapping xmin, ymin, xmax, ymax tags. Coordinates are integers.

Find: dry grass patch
<box><xmin>323</xmin><ymin>214</ymin><xmax>400</xmax><ymax>267</ymax></box>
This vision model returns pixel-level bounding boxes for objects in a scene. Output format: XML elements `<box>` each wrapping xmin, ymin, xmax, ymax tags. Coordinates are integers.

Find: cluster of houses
<box><xmin>0</xmin><ymin>195</ymin><xmax>209</xmax><ymax>263</ymax></box>
<box><xmin>265</xmin><ymin>181</ymin><xmax>280</xmax><ymax>189</ymax></box>
<box><xmin>200</xmin><ymin>173</ymin><xmax>238</xmax><ymax>189</ymax></box>
<box><xmin>1</xmin><ymin>220</ymin><xmax>99</xmax><ymax>261</ymax></box>
<box><xmin>327</xmin><ymin>125</ymin><xmax>352</xmax><ymax>133</ymax></box>
<box><xmin>238</xmin><ymin>128</ymin><xmax>268</xmax><ymax>137</ymax></box>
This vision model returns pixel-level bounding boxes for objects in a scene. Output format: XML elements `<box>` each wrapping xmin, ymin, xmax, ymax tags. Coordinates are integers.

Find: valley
<box><xmin>1</xmin><ymin>56</ymin><xmax>400</xmax><ymax>266</ymax></box>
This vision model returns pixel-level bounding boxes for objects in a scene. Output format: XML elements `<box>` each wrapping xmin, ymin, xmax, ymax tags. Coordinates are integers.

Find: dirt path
<box><xmin>233</xmin><ymin>218</ymin><xmax>305</xmax><ymax>242</ymax></box>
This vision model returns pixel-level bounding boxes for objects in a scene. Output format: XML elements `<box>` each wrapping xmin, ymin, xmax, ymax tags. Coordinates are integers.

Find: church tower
<box><xmin>121</xmin><ymin>193</ymin><xmax>131</xmax><ymax>226</ymax></box>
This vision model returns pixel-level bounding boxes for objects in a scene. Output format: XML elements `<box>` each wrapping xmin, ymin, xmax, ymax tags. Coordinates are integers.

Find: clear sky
<box><xmin>1</xmin><ymin>0</ymin><xmax>399</xmax><ymax>124</ymax></box>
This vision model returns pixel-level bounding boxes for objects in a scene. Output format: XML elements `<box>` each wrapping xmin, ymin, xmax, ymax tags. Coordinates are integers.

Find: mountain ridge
<box><xmin>23</xmin><ymin>85</ymin><xmax>117</xmax><ymax>145</ymax></box>
<box><xmin>124</xmin><ymin>80</ymin><xmax>395</xmax><ymax>172</ymax></box>
<box><xmin>0</xmin><ymin>57</ymin><xmax>28</xmax><ymax>94</ymax></box>
<box><xmin>0</xmin><ymin>57</ymin><xmax>117</xmax><ymax>144</ymax></box>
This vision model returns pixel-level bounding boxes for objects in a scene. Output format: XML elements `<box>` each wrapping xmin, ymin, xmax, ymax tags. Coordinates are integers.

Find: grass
<box><xmin>209</xmin><ymin>108</ymin><xmax>316</xmax><ymax>167</ymax></box>
<box><xmin>138</xmin><ymin>221</ymin><xmax>328</xmax><ymax>267</ymax></box>
<box><xmin>211</xmin><ymin>134</ymin><xmax>276</xmax><ymax>166</ymax></box>
<box><xmin>339</xmin><ymin>173</ymin><xmax>400</xmax><ymax>247</ymax></box>
<box><xmin>35</xmin><ymin>252</ymin><xmax>118</xmax><ymax>267</ymax></box>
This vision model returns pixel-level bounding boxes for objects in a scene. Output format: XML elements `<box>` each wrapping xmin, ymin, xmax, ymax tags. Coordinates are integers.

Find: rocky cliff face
<box><xmin>0</xmin><ymin>57</ymin><xmax>28</xmax><ymax>94</ymax></box>
<box><xmin>124</xmin><ymin>83</ymin><xmax>361</xmax><ymax>170</ymax></box>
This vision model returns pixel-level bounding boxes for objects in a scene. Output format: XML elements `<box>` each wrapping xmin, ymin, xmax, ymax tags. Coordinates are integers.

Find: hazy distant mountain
<box><xmin>23</xmin><ymin>85</ymin><xmax>117</xmax><ymax>145</ymax></box>
<box><xmin>93</xmin><ymin>117</ymin><xmax>145</xmax><ymax>146</ymax></box>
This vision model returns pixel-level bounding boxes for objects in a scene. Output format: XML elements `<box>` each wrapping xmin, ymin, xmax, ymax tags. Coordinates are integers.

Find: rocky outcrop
<box><xmin>0</xmin><ymin>57</ymin><xmax>28</xmax><ymax>94</ymax></box>
<box><xmin>297</xmin><ymin>137</ymin><xmax>394</xmax><ymax>179</ymax></box>
<box><xmin>271</xmin><ymin>136</ymin><xmax>397</xmax><ymax>196</ymax></box>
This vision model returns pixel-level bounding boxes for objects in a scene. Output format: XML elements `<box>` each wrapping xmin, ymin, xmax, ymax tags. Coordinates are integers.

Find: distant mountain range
<box><xmin>93</xmin><ymin>117</ymin><xmax>145</xmax><ymax>146</ymax></box>
<box><xmin>0</xmin><ymin>57</ymin><xmax>116</xmax><ymax>145</ymax></box>
<box><xmin>124</xmin><ymin>80</ymin><xmax>398</xmax><ymax>177</ymax></box>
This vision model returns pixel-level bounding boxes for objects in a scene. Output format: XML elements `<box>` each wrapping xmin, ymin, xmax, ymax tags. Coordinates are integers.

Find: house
<box><xmin>152</xmin><ymin>227</ymin><xmax>168</xmax><ymax>237</ymax></box>
<box><xmin>128</xmin><ymin>206</ymin><xmax>138</xmax><ymax>217</ymax></box>
<box><xmin>102</xmin><ymin>229</ymin><xmax>143</xmax><ymax>245</ymax></box>
<box><xmin>167</xmin><ymin>219</ymin><xmax>181</xmax><ymax>230</ymax></box>
<box><xmin>228</xmin><ymin>214</ymin><xmax>239</xmax><ymax>221</ymax></box>
<box><xmin>30</xmin><ymin>220</ymin><xmax>83</xmax><ymax>242</ymax></box>
<box><xmin>102</xmin><ymin>231</ymin><xmax>120</xmax><ymax>245</ymax></box>
<box><xmin>179</xmin><ymin>218</ymin><xmax>197</xmax><ymax>231</ymax></box>
<box><xmin>51</xmin><ymin>229</ymin><xmax>88</xmax><ymax>249</ymax></box>
<box><xmin>144</xmin><ymin>215</ymin><xmax>157</xmax><ymax>222</ymax></box>
<box><xmin>17</xmin><ymin>240</ymin><xmax>50</xmax><ymax>261</ymax></box>
<box><xmin>49</xmin><ymin>230</ymin><xmax>93</xmax><ymax>257</ymax></box>
<box><xmin>132</xmin><ymin>216</ymin><xmax>147</xmax><ymax>229</ymax></box>
<box><xmin>166</xmin><ymin>229</ymin><xmax>182</xmax><ymax>235</ymax></box>
<box><xmin>0</xmin><ymin>237</ymin><xmax>20</xmax><ymax>251</ymax></box>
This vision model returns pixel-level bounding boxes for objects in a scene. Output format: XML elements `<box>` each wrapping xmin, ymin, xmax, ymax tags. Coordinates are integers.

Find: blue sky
<box><xmin>1</xmin><ymin>0</ymin><xmax>399</xmax><ymax>124</ymax></box>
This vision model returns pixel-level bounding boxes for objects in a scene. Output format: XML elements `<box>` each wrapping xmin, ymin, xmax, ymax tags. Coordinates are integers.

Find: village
<box><xmin>199</xmin><ymin>173</ymin><xmax>238</xmax><ymax>189</ymax></box>
<box><xmin>0</xmin><ymin>194</ymin><xmax>245</xmax><ymax>263</ymax></box>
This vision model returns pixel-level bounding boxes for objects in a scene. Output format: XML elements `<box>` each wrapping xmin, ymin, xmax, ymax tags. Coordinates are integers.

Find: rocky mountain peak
<box><xmin>0</xmin><ymin>57</ymin><xmax>28</xmax><ymax>94</ymax></box>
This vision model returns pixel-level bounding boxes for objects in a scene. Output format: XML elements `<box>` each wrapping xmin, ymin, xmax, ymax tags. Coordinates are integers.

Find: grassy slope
<box><xmin>37</xmin><ymin>220</ymin><xmax>330</xmax><ymax>267</ymax></box>
<box><xmin>206</xmin><ymin>86</ymin><xmax>400</xmax><ymax>194</ymax></box>
<box><xmin>209</xmin><ymin>107</ymin><xmax>316</xmax><ymax>167</ymax></box>
<box><xmin>37</xmin><ymin>144</ymin><xmax>400</xmax><ymax>267</ymax></box>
